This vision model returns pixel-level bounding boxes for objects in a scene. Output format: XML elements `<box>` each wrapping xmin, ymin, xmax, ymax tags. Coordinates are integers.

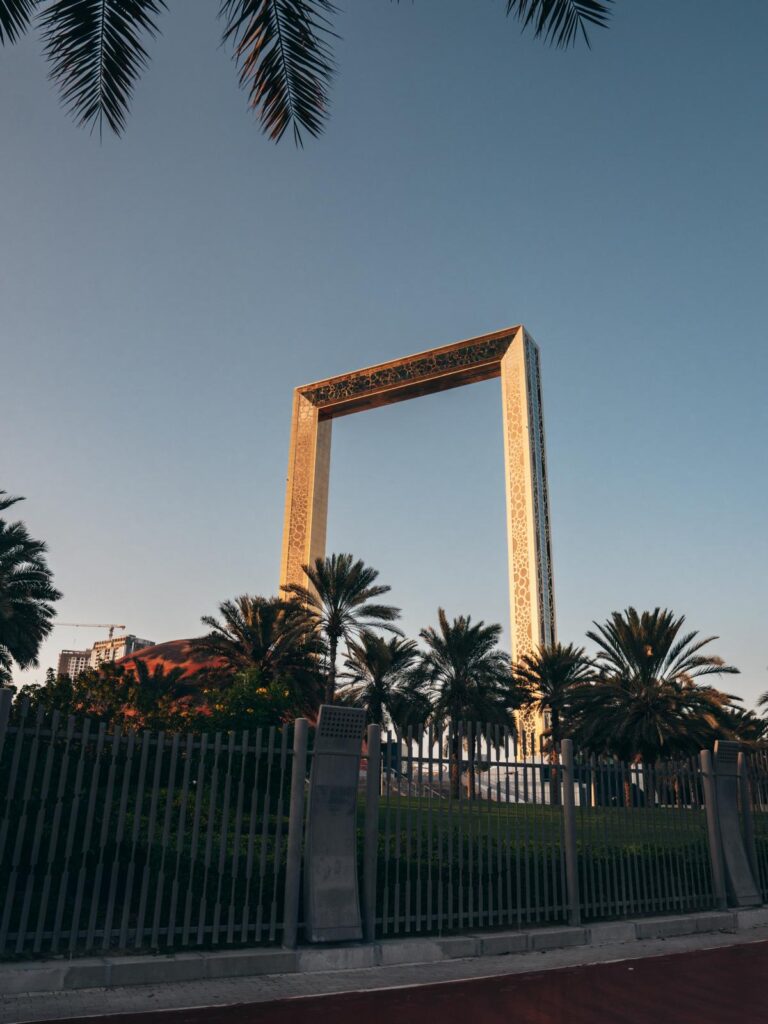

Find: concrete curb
<box><xmin>3</xmin><ymin>908</ymin><xmax>767</xmax><ymax>996</ymax></box>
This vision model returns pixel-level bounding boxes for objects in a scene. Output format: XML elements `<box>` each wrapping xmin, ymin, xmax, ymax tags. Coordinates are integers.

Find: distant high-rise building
<box><xmin>89</xmin><ymin>634</ymin><xmax>155</xmax><ymax>669</ymax></box>
<box><xmin>56</xmin><ymin>649</ymin><xmax>91</xmax><ymax>679</ymax></box>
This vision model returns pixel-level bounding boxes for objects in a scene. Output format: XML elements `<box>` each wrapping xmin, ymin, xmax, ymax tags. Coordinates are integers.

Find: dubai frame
<box><xmin>280</xmin><ymin>326</ymin><xmax>555</xmax><ymax>663</ymax></box>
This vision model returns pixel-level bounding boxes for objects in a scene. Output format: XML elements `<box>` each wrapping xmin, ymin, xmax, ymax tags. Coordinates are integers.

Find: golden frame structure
<box><xmin>279</xmin><ymin>326</ymin><xmax>555</xmax><ymax>662</ymax></box>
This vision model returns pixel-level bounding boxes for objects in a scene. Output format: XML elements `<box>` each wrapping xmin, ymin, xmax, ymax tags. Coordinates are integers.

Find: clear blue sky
<box><xmin>2</xmin><ymin>1</ymin><xmax>766</xmax><ymax>706</ymax></box>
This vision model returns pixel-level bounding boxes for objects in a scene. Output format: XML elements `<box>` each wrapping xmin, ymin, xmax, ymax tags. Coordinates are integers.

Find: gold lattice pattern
<box><xmin>301</xmin><ymin>334</ymin><xmax>515</xmax><ymax>408</ymax></box>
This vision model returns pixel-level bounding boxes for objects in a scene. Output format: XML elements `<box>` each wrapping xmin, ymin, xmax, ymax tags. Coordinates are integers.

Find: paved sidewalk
<box><xmin>4</xmin><ymin>926</ymin><xmax>768</xmax><ymax>1024</ymax></box>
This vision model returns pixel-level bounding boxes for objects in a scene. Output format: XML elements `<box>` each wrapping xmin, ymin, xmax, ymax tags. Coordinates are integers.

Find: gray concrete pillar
<box><xmin>560</xmin><ymin>739</ymin><xmax>581</xmax><ymax>926</ymax></box>
<box><xmin>713</xmin><ymin>741</ymin><xmax>761</xmax><ymax>907</ymax></box>
<box><xmin>282</xmin><ymin>719</ymin><xmax>308</xmax><ymax>949</ymax></box>
<box><xmin>700</xmin><ymin>749</ymin><xmax>728</xmax><ymax>910</ymax></box>
<box><xmin>362</xmin><ymin>724</ymin><xmax>381</xmax><ymax>942</ymax></box>
<box><xmin>304</xmin><ymin>705</ymin><xmax>367</xmax><ymax>942</ymax></box>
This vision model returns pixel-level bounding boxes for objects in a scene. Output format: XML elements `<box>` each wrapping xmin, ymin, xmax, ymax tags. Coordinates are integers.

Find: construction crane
<box><xmin>57</xmin><ymin>623</ymin><xmax>126</xmax><ymax>640</ymax></box>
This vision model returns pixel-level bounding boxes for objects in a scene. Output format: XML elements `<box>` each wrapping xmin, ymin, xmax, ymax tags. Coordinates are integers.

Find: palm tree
<box><xmin>124</xmin><ymin>657</ymin><xmax>196</xmax><ymax>728</ymax></box>
<box><xmin>338</xmin><ymin>631</ymin><xmax>427</xmax><ymax>731</ymax></box>
<box><xmin>569</xmin><ymin>607</ymin><xmax>739</xmax><ymax>765</ymax></box>
<box><xmin>723</xmin><ymin>706</ymin><xmax>768</xmax><ymax>748</ymax></box>
<box><xmin>283</xmin><ymin>553</ymin><xmax>401</xmax><ymax>704</ymax></box>
<box><xmin>513</xmin><ymin>642</ymin><xmax>593</xmax><ymax>749</ymax></box>
<box><xmin>416</xmin><ymin>609</ymin><xmax>521</xmax><ymax>796</ymax></box>
<box><xmin>0</xmin><ymin>1</ymin><xmax>612</xmax><ymax>142</ymax></box>
<box><xmin>0</xmin><ymin>491</ymin><xmax>62</xmax><ymax>684</ymax></box>
<box><xmin>513</xmin><ymin>641</ymin><xmax>593</xmax><ymax>804</ymax></box>
<box><xmin>193</xmin><ymin>594</ymin><xmax>322</xmax><ymax>714</ymax></box>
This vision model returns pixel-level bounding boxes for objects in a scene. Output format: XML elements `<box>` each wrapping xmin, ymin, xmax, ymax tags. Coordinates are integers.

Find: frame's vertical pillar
<box><xmin>500</xmin><ymin>331</ymin><xmax>554</xmax><ymax>665</ymax></box>
<box><xmin>280</xmin><ymin>392</ymin><xmax>332</xmax><ymax>592</ymax></box>
<box><xmin>523</xmin><ymin>333</ymin><xmax>556</xmax><ymax>648</ymax></box>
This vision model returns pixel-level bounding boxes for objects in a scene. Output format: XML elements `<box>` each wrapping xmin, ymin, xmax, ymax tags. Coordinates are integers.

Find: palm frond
<box><xmin>40</xmin><ymin>0</ymin><xmax>166</xmax><ymax>137</ymax></box>
<box><xmin>0</xmin><ymin>0</ymin><xmax>36</xmax><ymax>43</ymax></box>
<box><xmin>220</xmin><ymin>0</ymin><xmax>336</xmax><ymax>145</ymax></box>
<box><xmin>0</xmin><ymin>497</ymin><xmax>62</xmax><ymax>674</ymax></box>
<box><xmin>418</xmin><ymin>608</ymin><xmax>514</xmax><ymax>731</ymax></box>
<box><xmin>0</xmin><ymin>490</ymin><xmax>26</xmax><ymax>513</ymax></box>
<box><xmin>578</xmin><ymin>607</ymin><xmax>740</xmax><ymax>761</ymax></box>
<box><xmin>506</xmin><ymin>0</ymin><xmax>612</xmax><ymax>49</ymax></box>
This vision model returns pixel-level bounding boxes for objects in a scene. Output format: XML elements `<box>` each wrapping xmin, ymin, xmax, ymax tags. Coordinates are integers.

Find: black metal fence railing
<box><xmin>573</xmin><ymin>757</ymin><xmax>715</xmax><ymax>920</ymax></box>
<box><xmin>0</xmin><ymin>696</ymin><xmax>293</xmax><ymax>957</ymax></box>
<box><xmin>372</xmin><ymin>725</ymin><xmax>567</xmax><ymax>937</ymax></box>
<box><xmin>1</xmin><ymin>690</ymin><xmax>764</xmax><ymax>960</ymax></box>
<box><xmin>743</xmin><ymin>750</ymin><xmax>768</xmax><ymax>902</ymax></box>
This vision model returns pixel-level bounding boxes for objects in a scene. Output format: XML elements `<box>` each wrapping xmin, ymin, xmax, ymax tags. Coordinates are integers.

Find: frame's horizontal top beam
<box><xmin>298</xmin><ymin>326</ymin><xmax>523</xmax><ymax>419</ymax></box>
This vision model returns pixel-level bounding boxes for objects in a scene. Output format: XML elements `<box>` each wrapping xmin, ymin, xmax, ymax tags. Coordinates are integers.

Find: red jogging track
<box><xmin>32</xmin><ymin>940</ymin><xmax>768</xmax><ymax>1024</ymax></box>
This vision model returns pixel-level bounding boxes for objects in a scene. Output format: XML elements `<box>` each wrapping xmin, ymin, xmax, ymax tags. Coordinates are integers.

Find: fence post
<box><xmin>737</xmin><ymin>752</ymin><xmax>760</xmax><ymax>887</ymax></box>
<box><xmin>700</xmin><ymin>749</ymin><xmax>727</xmax><ymax>910</ymax></box>
<box><xmin>363</xmin><ymin>723</ymin><xmax>381</xmax><ymax>942</ymax></box>
<box><xmin>282</xmin><ymin>718</ymin><xmax>308</xmax><ymax>949</ymax></box>
<box><xmin>560</xmin><ymin>739</ymin><xmax>581</xmax><ymax>927</ymax></box>
<box><xmin>0</xmin><ymin>688</ymin><xmax>11</xmax><ymax>761</ymax></box>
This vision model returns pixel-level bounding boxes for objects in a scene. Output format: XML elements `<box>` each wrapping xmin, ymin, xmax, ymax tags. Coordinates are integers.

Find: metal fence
<box><xmin>743</xmin><ymin>750</ymin><xmax>768</xmax><ymax>901</ymax></box>
<box><xmin>371</xmin><ymin>725</ymin><xmax>567</xmax><ymax>936</ymax></box>
<box><xmin>0</xmin><ymin>695</ymin><xmax>294</xmax><ymax>957</ymax></box>
<box><xmin>366</xmin><ymin>730</ymin><xmax>717</xmax><ymax>937</ymax></box>
<box><xmin>573</xmin><ymin>756</ymin><xmax>715</xmax><ymax>920</ymax></box>
<box><xmin>0</xmin><ymin>692</ymin><xmax>758</xmax><ymax>960</ymax></box>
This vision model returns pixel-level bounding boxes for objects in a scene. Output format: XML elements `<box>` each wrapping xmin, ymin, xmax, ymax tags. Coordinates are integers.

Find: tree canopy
<box><xmin>567</xmin><ymin>607</ymin><xmax>740</xmax><ymax>762</ymax></box>
<box><xmin>283</xmin><ymin>553</ymin><xmax>401</xmax><ymax>704</ymax></box>
<box><xmin>193</xmin><ymin>593</ymin><xmax>322</xmax><ymax>714</ymax></box>
<box><xmin>513</xmin><ymin>641</ymin><xmax>592</xmax><ymax>748</ymax></box>
<box><xmin>338</xmin><ymin>631</ymin><xmax>427</xmax><ymax>731</ymax></box>
<box><xmin>0</xmin><ymin>491</ymin><xmax>62</xmax><ymax>684</ymax></box>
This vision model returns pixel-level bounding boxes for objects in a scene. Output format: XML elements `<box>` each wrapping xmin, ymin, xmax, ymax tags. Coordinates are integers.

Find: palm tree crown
<box><xmin>0</xmin><ymin>491</ymin><xmax>62</xmax><ymax>684</ymax></box>
<box><xmin>339</xmin><ymin>631</ymin><xmax>426</xmax><ymax>730</ymax></box>
<box><xmin>589</xmin><ymin>607</ymin><xmax>738</xmax><ymax>688</ymax></box>
<box><xmin>724</xmin><ymin>706</ymin><xmax>768</xmax><ymax>748</ymax></box>
<box><xmin>513</xmin><ymin>642</ymin><xmax>593</xmax><ymax>747</ymax></box>
<box><xmin>194</xmin><ymin>594</ymin><xmax>322</xmax><ymax>713</ymax></box>
<box><xmin>415</xmin><ymin>608</ymin><xmax>520</xmax><ymax>797</ymax></box>
<box><xmin>417</xmin><ymin>608</ymin><xmax>519</xmax><ymax>730</ymax></box>
<box><xmin>282</xmin><ymin>553</ymin><xmax>401</xmax><ymax>704</ymax></box>
<box><xmin>0</xmin><ymin>1</ymin><xmax>612</xmax><ymax>142</ymax></box>
<box><xmin>569</xmin><ymin>607</ymin><xmax>739</xmax><ymax>761</ymax></box>
<box><xmin>125</xmin><ymin>658</ymin><xmax>194</xmax><ymax>727</ymax></box>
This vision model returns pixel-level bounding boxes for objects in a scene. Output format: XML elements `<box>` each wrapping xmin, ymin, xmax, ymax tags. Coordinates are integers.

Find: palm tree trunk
<box><xmin>642</xmin><ymin>761</ymin><xmax>654</xmax><ymax>808</ymax></box>
<box><xmin>467</xmin><ymin>741</ymin><xmax>476</xmax><ymax>800</ymax></box>
<box><xmin>623</xmin><ymin>775</ymin><xmax>632</xmax><ymax>808</ymax></box>
<box><xmin>326</xmin><ymin>634</ymin><xmax>338</xmax><ymax>704</ymax></box>
<box><xmin>549</xmin><ymin>751</ymin><xmax>561</xmax><ymax>806</ymax></box>
<box><xmin>449</xmin><ymin>722</ymin><xmax>461</xmax><ymax>799</ymax></box>
<box><xmin>549</xmin><ymin>712</ymin><xmax>561</xmax><ymax>807</ymax></box>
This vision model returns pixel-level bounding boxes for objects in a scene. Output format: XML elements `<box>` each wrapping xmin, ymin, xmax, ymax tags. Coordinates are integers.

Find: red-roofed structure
<box><xmin>116</xmin><ymin>638</ymin><xmax>230</xmax><ymax>682</ymax></box>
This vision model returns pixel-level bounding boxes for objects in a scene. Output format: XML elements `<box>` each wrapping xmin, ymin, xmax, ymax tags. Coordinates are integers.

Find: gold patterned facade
<box><xmin>279</xmin><ymin>326</ymin><xmax>555</xmax><ymax>663</ymax></box>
